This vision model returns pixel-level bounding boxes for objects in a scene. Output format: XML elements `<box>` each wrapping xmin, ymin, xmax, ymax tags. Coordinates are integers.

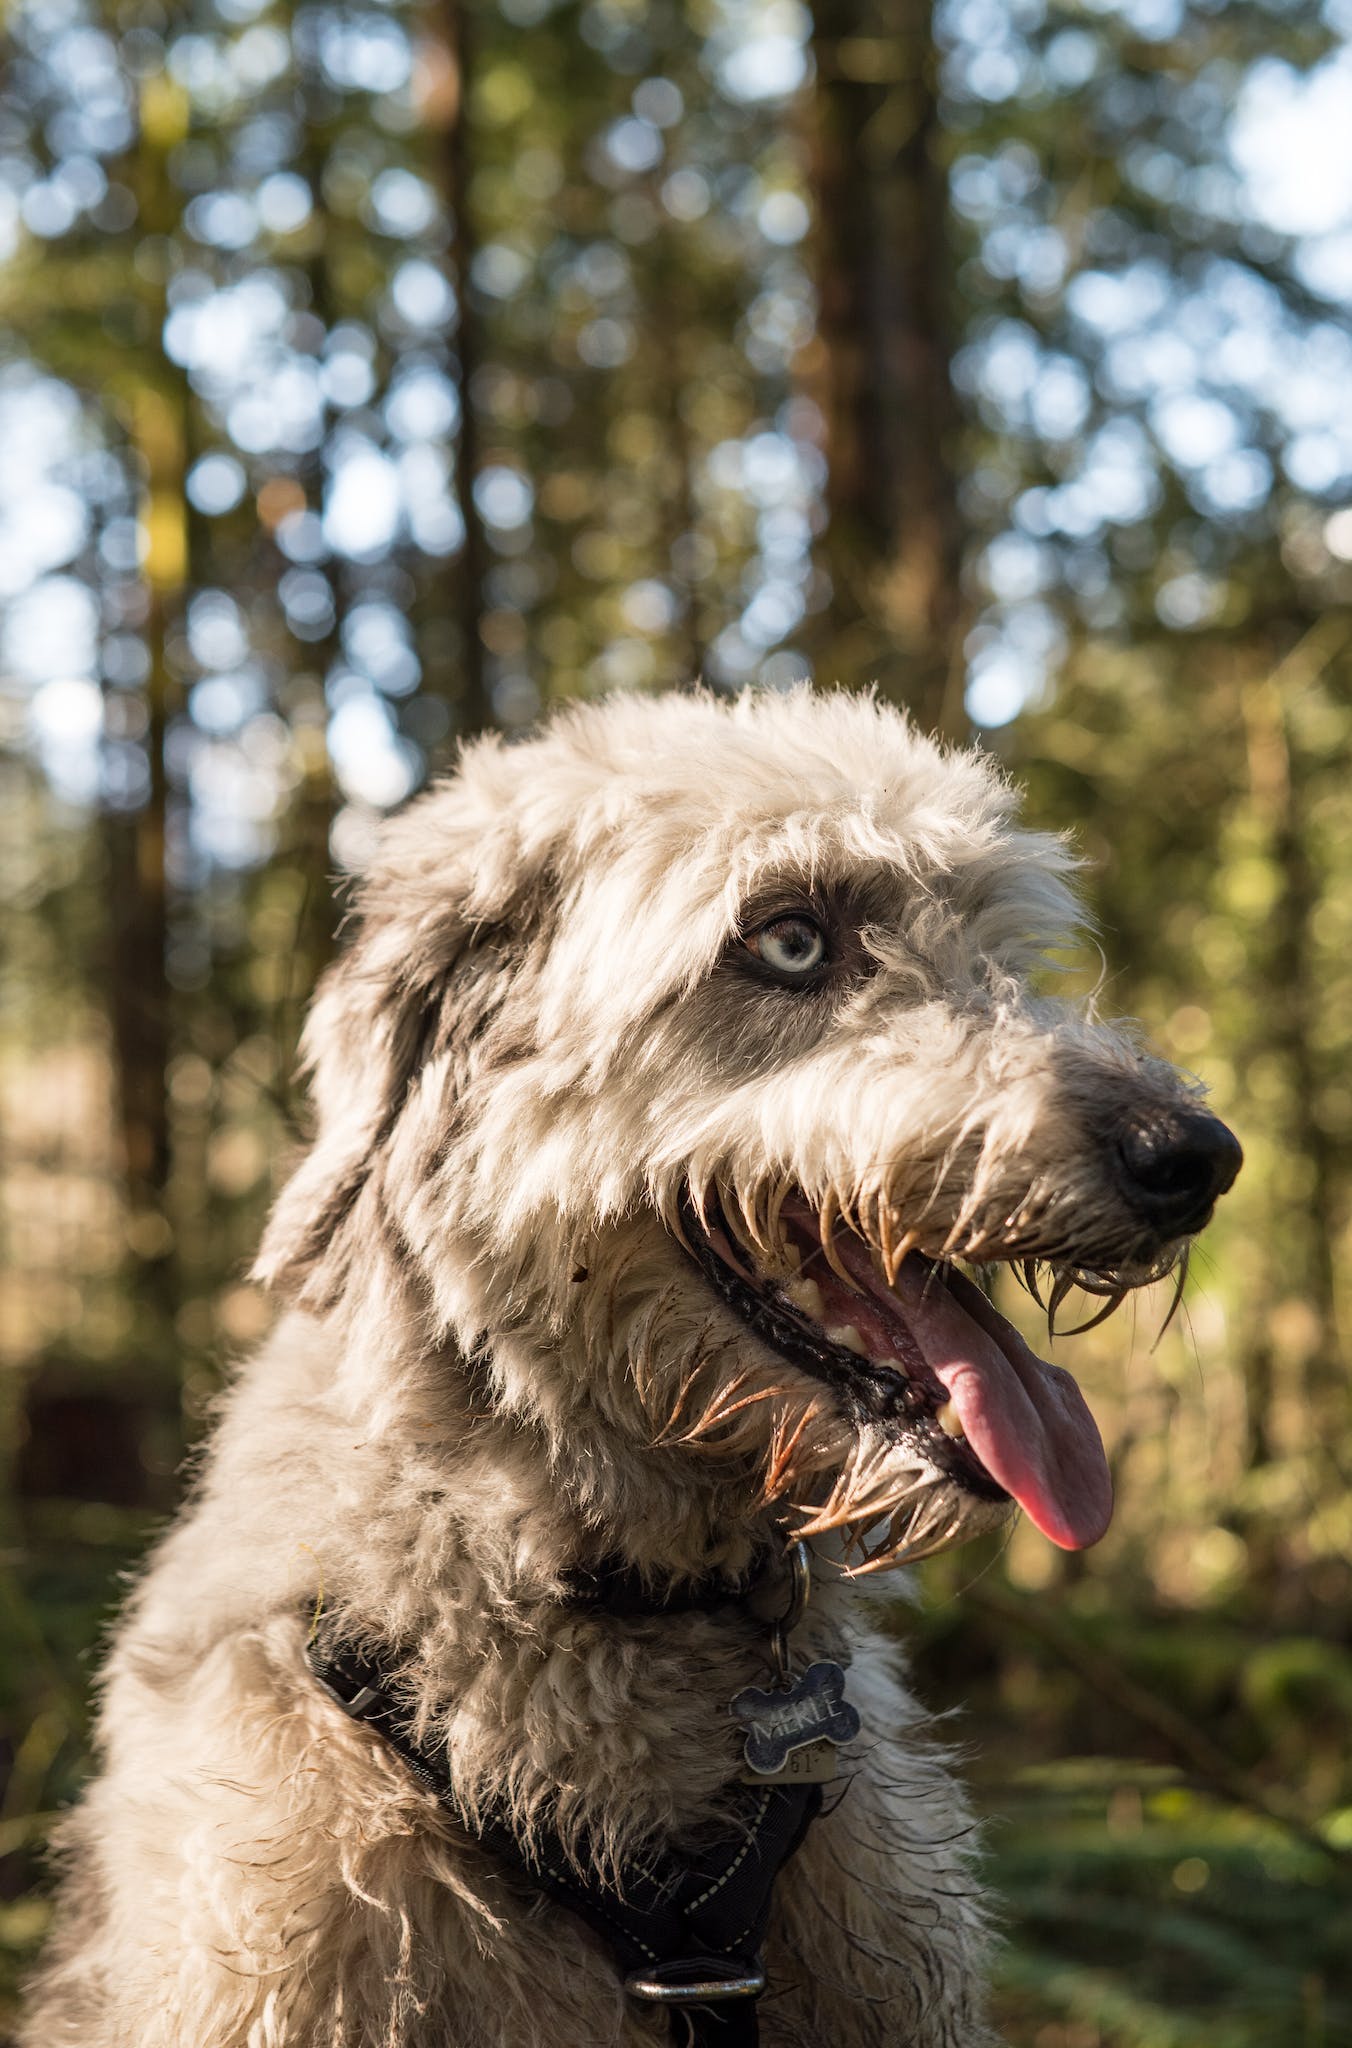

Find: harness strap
<box><xmin>307</xmin><ymin>1638</ymin><xmax>822</xmax><ymax>2048</ymax></box>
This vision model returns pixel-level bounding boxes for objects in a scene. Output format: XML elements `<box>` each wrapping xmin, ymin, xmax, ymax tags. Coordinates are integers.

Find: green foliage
<box><xmin>4</xmin><ymin>0</ymin><xmax>1352</xmax><ymax>2040</ymax></box>
<box><xmin>986</xmin><ymin>1763</ymin><xmax>1350</xmax><ymax>2048</ymax></box>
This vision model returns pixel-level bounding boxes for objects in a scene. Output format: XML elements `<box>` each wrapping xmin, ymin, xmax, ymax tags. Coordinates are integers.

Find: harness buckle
<box><xmin>624</xmin><ymin>1959</ymin><xmax>766</xmax><ymax>2005</ymax></box>
<box><xmin>305</xmin><ymin>1645</ymin><xmax>389</xmax><ymax>1721</ymax></box>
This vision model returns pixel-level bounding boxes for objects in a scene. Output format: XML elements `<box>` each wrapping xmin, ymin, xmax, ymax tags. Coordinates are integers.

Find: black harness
<box><xmin>305</xmin><ymin>1556</ymin><xmax>831</xmax><ymax>2047</ymax></box>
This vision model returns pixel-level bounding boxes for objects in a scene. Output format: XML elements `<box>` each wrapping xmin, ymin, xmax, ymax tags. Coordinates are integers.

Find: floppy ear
<box><xmin>253</xmin><ymin>741</ymin><xmax>542</xmax><ymax>1309</ymax></box>
<box><xmin>251</xmin><ymin>924</ymin><xmax>452</xmax><ymax>1307</ymax></box>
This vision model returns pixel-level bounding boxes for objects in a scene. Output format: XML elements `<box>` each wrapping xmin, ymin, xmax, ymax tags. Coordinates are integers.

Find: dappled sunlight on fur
<box><xmin>24</xmin><ymin>690</ymin><xmax>1228</xmax><ymax>2046</ymax></box>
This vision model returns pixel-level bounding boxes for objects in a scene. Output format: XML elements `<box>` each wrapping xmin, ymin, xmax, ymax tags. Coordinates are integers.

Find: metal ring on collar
<box><xmin>777</xmin><ymin>1539</ymin><xmax>811</xmax><ymax>1633</ymax></box>
<box><xmin>770</xmin><ymin>1538</ymin><xmax>811</xmax><ymax>1687</ymax></box>
<box><xmin>625</xmin><ymin>1964</ymin><xmax>766</xmax><ymax>2004</ymax></box>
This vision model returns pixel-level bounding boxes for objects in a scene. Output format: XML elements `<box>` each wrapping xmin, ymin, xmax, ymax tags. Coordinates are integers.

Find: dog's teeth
<box><xmin>782</xmin><ymin>1242</ymin><xmax>802</xmax><ymax>1269</ymax></box>
<box><xmin>785</xmin><ymin>1277</ymin><xmax>824</xmax><ymax>1317</ymax></box>
<box><xmin>936</xmin><ymin>1400</ymin><xmax>965</xmax><ymax>1439</ymax></box>
<box><xmin>826</xmin><ymin>1324</ymin><xmax>867</xmax><ymax>1356</ymax></box>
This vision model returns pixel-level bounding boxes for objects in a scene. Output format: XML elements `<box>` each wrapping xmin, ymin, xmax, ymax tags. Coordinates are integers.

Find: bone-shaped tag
<box><xmin>730</xmin><ymin>1660</ymin><xmax>861</xmax><ymax>1777</ymax></box>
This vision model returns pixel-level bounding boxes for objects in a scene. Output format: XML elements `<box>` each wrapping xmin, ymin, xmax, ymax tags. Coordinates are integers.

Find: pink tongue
<box><xmin>854</xmin><ymin>1254</ymin><xmax>1113</xmax><ymax>1550</ymax></box>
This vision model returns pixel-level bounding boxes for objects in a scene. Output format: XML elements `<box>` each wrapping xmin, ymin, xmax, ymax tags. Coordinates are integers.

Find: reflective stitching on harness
<box><xmin>549</xmin><ymin>1877</ymin><xmax>663</xmax><ymax>1965</ymax></box>
<box><xmin>712</xmin><ymin>1896</ymin><xmax>768</xmax><ymax>1957</ymax></box>
<box><xmin>305</xmin><ymin>1633</ymin><xmax>820</xmax><ymax>2040</ymax></box>
<box><xmin>689</xmin><ymin>1790</ymin><xmax>772</xmax><ymax>1911</ymax></box>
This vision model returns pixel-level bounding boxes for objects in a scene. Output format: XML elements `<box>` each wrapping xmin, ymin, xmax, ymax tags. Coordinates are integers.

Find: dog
<box><xmin>23</xmin><ymin>688</ymin><xmax>1240</xmax><ymax>2047</ymax></box>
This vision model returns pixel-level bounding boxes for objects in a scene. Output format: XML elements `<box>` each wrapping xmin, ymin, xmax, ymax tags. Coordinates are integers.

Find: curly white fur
<box><xmin>24</xmin><ymin>689</ymin><xmax>1215</xmax><ymax>2047</ymax></box>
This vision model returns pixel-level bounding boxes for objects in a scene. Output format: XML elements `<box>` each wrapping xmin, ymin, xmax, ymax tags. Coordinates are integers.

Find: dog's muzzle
<box><xmin>1110</xmin><ymin>1106</ymin><xmax>1242</xmax><ymax>1238</ymax></box>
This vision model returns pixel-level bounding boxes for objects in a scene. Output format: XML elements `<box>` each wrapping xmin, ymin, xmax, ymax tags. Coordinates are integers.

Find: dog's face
<box><xmin>258</xmin><ymin>690</ymin><xmax>1240</xmax><ymax>1572</ymax></box>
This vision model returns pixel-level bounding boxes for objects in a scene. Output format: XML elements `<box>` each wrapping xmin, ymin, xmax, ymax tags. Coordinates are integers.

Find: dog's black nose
<box><xmin>1114</xmin><ymin>1109</ymin><xmax>1242</xmax><ymax>1234</ymax></box>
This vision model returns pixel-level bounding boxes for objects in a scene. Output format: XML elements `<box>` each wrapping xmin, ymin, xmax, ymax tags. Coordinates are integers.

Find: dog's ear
<box><xmin>251</xmin><ymin>924</ymin><xmax>448</xmax><ymax>1308</ymax></box>
<box><xmin>253</xmin><ymin>745</ymin><xmax>543</xmax><ymax>1308</ymax></box>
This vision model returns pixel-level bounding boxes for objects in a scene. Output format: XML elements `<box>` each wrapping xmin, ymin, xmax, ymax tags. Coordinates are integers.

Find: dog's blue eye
<box><xmin>752</xmin><ymin>916</ymin><xmax>827</xmax><ymax>977</ymax></box>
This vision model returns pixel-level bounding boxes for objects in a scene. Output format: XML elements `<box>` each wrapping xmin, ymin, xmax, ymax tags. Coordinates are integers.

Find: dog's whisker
<box><xmin>816</xmin><ymin>1187</ymin><xmax>856</xmax><ymax>1285</ymax></box>
<box><xmin>668</xmin><ymin>1372</ymin><xmax>758</xmax><ymax>1441</ymax></box>
<box><xmin>762</xmin><ymin>1400</ymin><xmax>834</xmax><ymax>1498</ymax></box>
<box><xmin>688</xmin><ymin>1175</ymin><xmax>717</xmax><ymax>1239</ymax></box>
<box><xmin>874</xmin><ymin>1194</ymin><xmax>896</xmax><ymax>1281</ymax></box>
<box><xmin>885</xmin><ymin>1227</ymin><xmax>917</xmax><ymax>1287</ymax></box>
<box><xmin>680</xmin><ymin>1382</ymin><xmax>780</xmax><ymax>1440</ymax></box>
<box><xmin>657</xmin><ymin>1183</ymin><xmax>694</xmax><ymax>1256</ymax></box>
<box><xmin>846</xmin><ymin>1498</ymin><xmax>943</xmax><ymax>1575</ymax></box>
<box><xmin>1057</xmin><ymin>1286</ymin><xmax>1129</xmax><ymax>1337</ymax></box>
<box><xmin>653</xmin><ymin>1360</ymin><xmax>738</xmax><ymax>1442</ymax></box>
<box><xmin>1153</xmin><ymin>1244</ymin><xmax>1190</xmax><ymax>1349</ymax></box>
<box><xmin>38</xmin><ymin>688</ymin><xmax>1240</xmax><ymax>2046</ymax></box>
<box><xmin>1047</xmin><ymin>1267</ymin><xmax>1076</xmax><ymax>1341</ymax></box>
<box><xmin>1019</xmin><ymin>1257</ymin><xmax>1046</xmax><ymax>1309</ymax></box>
<box><xmin>765</xmin><ymin>1179</ymin><xmax>792</xmax><ymax>1266</ymax></box>
<box><xmin>721</xmin><ymin>1190</ymin><xmax>762</xmax><ymax>1265</ymax></box>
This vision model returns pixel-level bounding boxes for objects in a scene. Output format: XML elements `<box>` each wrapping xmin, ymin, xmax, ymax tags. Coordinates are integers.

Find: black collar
<box><xmin>560</xmin><ymin>1548</ymin><xmax>773</xmax><ymax>1620</ymax></box>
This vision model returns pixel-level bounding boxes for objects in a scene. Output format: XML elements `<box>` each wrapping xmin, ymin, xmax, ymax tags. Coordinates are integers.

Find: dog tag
<box><xmin>737</xmin><ymin>1738</ymin><xmax>840</xmax><ymax>1786</ymax></box>
<box><xmin>730</xmin><ymin>1660</ymin><xmax>861</xmax><ymax>1778</ymax></box>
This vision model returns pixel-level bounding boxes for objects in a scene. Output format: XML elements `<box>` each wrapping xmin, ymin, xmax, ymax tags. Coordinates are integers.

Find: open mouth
<box><xmin>683</xmin><ymin>1194</ymin><xmax>1115</xmax><ymax>1556</ymax></box>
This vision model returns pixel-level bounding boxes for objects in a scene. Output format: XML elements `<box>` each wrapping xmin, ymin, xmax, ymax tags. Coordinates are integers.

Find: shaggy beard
<box><xmin>674</xmin><ymin>1161</ymin><xmax>1187</xmax><ymax>1322</ymax></box>
<box><xmin>604</xmin><ymin>1163</ymin><xmax>1189</xmax><ymax>1576</ymax></box>
<box><xmin>615</xmin><ymin>1248</ymin><xmax>1005</xmax><ymax>1581</ymax></box>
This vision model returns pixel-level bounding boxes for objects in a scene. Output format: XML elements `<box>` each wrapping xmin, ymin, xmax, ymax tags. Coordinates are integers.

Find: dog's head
<box><xmin>257</xmin><ymin>690</ymin><xmax>1239</xmax><ymax>1572</ymax></box>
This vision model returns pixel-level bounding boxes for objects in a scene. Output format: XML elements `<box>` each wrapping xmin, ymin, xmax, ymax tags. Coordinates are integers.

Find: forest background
<box><xmin>3</xmin><ymin>0</ymin><xmax>1352</xmax><ymax>2041</ymax></box>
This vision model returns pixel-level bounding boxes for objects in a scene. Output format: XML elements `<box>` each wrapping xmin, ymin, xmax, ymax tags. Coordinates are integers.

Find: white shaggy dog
<box><xmin>24</xmin><ymin>690</ymin><xmax>1240</xmax><ymax>2048</ymax></box>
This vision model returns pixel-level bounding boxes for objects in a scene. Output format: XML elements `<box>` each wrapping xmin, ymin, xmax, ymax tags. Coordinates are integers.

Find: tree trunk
<box><xmin>807</xmin><ymin>0</ymin><xmax>965</xmax><ymax>737</ymax></box>
<box><xmin>1238</xmin><ymin>638</ymin><xmax>1344</xmax><ymax>1500</ymax></box>
<box><xmin>440</xmin><ymin>0</ymin><xmax>493</xmax><ymax>738</ymax></box>
<box><xmin>101</xmin><ymin>76</ymin><xmax>194</xmax><ymax>1362</ymax></box>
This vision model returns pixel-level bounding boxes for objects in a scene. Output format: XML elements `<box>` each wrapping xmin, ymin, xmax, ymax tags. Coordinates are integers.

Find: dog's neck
<box><xmin>326</xmin><ymin>1241</ymin><xmax>787</xmax><ymax>1595</ymax></box>
<box><xmin>242</xmin><ymin>1297</ymin><xmax>857</xmax><ymax>1857</ymax></box>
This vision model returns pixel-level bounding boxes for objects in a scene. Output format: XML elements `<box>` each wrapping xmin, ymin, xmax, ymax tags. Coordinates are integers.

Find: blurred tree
<box><xmin>4</xmin><ymin>0</ymin><xmax>1352</xmax><ymax>2038</ymax></box>
<box><xmin>809</xmin><ymin>0</ymin><xmax>966</xmax><ymax>733</ymax></box>
<box><xmin>436</xmin><ymin>0</ymin><xmax>492</xmax><ymax>734</ymax></box>
<box><xmin>932</xmin><ymin>0</ymin><xmax>1352</xmax><ymax>1610</ymax></box>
